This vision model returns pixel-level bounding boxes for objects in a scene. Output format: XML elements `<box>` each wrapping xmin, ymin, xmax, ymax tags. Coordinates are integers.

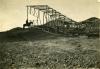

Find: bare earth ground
<box><xmin>0</xmin><ymin>36</ymin><xmax>100</xmax><ymax>69</ymax></box>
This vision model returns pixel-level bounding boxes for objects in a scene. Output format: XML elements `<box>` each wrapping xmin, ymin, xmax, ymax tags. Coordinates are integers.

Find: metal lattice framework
<box><xmin>26</xmin><ymin>5</ymin><xmax>73</xmax><ymax>26</ymax></box>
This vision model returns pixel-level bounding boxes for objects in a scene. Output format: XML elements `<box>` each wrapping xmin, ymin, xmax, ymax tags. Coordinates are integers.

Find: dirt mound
<box><xmin>0</xmin><ymin>27</ymin><xmax>61</xmax><ymax>42</ymax></box>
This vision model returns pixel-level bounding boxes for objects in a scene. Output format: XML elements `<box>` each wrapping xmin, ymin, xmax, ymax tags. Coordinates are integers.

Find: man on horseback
<box><xmin>23</xmin><ymin>19</ymin><xmax>33</xmax><ymax>29</ymax></box>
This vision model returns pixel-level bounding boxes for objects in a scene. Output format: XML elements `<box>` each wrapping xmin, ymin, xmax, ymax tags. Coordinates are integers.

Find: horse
<box><xmin>23</xmin><ymin>22</ymin><xmax>33</xmax><ymax>29</ymax></box>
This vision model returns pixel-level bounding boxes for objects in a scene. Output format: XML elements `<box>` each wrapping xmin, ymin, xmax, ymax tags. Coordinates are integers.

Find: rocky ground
<box><xmin>0</xmin><ymin>36</ymin><xmax>100</xmax><ymax>69</ymax></box>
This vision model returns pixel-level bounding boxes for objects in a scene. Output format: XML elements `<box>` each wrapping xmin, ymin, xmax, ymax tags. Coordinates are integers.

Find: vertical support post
<box><xmin>54</xmin><ymin>11</ymin><xmax>57</xmax><ymax>33</ymax></box>
<box><xmin>27</xmin><ymin>6</ymin><xmax>29</xmax><ymax>20</ymax></box>
<box><xmin>36</xmin><ymin>9</ymin><xmax>39</xmax><ymax>26</ymax></box>
<box><xmin>58</xmin><ymin>13</ymin><xmax>60</xmax><ymax>28</ymax></box>
<box><xmin>48</xmin><ymin>14</ymin><xmax>50</xmax><ymax>26</ymax></box>
<box><xmin>38</xmin><ymin>9</ymin><xmax>41</xmax><ymax>25</ymax></box>
<box><xmin>47</xmin><ymin>10</ymin><xmax>50</xmax><ymax>26</ymax></box>
<box><xmin>33</xmin><ymin>8</ymin><xmax>35</xmax><ymax>16</ymax></box>
<box><xmin>45</xmin><ymin>5</ymin><xmax>48</xmax><ymax>26</ymax></box>
<box><xmin>47</xmin><ymin>7</ymin><xmax>50</xmax><ymax>27</ymax></box>
<box><xmin>46</xmin><ymin>5</ymin><xmax>49</xmax><ymax>31</ymax></box>
<box><xmin>52</xmin><ymin>9</ymin><xmax>54</xmax><ymax>27</ymax></box>
<box><xmin>42</xmin><ymin>12</ymin><xmax>45</xmax><ymax>30</ymax></box>
<box><xmin>43</xmin><ymin>12</ymin><xmax>45</xmax><ymax>25</ymax></box>
<box><xmin>30</xmin><ymin>7</ymin><xmax>31</xmax><ymax>14</ymax></box>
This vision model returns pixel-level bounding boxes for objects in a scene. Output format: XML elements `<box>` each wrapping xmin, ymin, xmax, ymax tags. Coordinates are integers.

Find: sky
<box><xmin>0</xmin><ymin>0</ymin><xmax>100</xmax><ymax>31</ymax></box>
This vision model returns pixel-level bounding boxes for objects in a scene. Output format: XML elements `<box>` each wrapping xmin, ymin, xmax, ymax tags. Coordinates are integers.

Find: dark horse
<box><xmin>23</xmin><ymin>21</ymin><xmax>33</xmax><ymax>29</ymax></box>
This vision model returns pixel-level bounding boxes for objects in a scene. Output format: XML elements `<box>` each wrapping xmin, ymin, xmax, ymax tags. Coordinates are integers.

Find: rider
<box><xmin>26</xmin><ymin>19</ymin><xmax>28</xmax><ymax>24</ymax></box>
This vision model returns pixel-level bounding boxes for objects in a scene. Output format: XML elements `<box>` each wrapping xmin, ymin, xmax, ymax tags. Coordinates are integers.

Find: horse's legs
<box><xmin>23</xmin><ymin>23</ymin><xmax>33</xmax><ymax>30</ymax></box>
<box><xmin>23</xmin><ymin>25</ymin><xmax>25</xmax><ymax>29</ymax></box>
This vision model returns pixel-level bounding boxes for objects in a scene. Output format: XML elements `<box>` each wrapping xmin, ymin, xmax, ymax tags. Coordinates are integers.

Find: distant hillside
<box><xmin>81</xmin><ymin>17</ymin><xmax>100</xmax><ymax>24</ymax></box>
<box><xmin>79</xmin><ymin>17</ymin><xmax>100</xmax><ymax>36</ymax></box>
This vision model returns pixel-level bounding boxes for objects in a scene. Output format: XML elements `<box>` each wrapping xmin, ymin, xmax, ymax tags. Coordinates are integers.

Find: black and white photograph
<box><xmin>0</xmin><ymin>0</ymin><xmax>100</xmax><ymax>69</ymax></box>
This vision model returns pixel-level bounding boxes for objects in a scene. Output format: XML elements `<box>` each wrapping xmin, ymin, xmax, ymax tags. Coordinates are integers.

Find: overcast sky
<box><xmin>0</xmin><ymin>0</ymin><xmax>99</xmax><ymax>31</ymax></box>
